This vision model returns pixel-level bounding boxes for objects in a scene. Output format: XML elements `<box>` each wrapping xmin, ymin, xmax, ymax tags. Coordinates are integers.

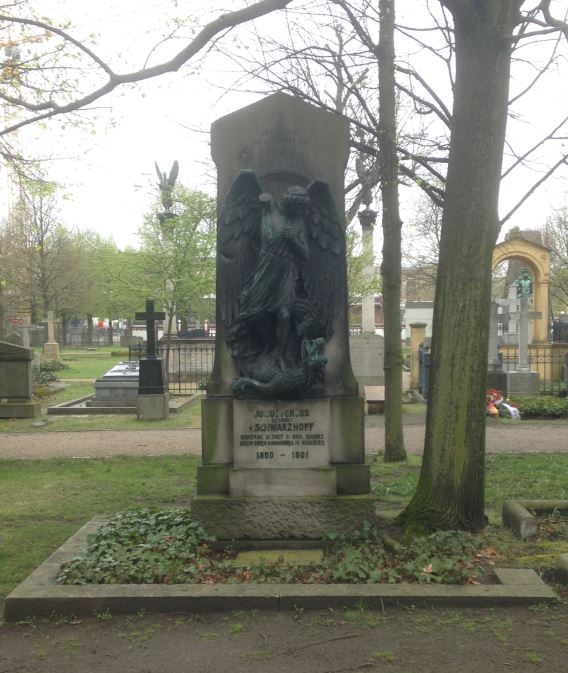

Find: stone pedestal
<box><xmin>43</xmin><ymin>341</ymin><xmax>60</xmax><ymax>360</ymax></box>
<box><xmin>349</xmin><ymin>334</ymin><xmax>384</xmax><ymax>389</ymax></box>
<box><xmin>508</xmin><ymin>371</ymin><xmax>540</xmax><ymax>396</ymax></box>
<box><xmin>0</xmin><ymin>341</ymin><xmax>42</xmax><ymax>418</ymax></box>
<box><xmin>0</xmin><ymin>400</ymin><xmax>41</xmax><ymax>418</ymax></box>
<box><xmin>137</xmin><ymin>393</ymin><xmax>169</xmax><ymax>420</ymax></box>
<box><xmin>194</xmin><ymin>396</ymin><xmax>371</xmax><ymax>540</ymax></box>
<box><xmin>409</xmin><ymin>322</ymin><xmax>427</xmax><ymax>389</ymax></box>
<box><xmin>487</xmin><ymin>369</ymin><xmax>508</xmax><ymax>397</ymax></box>
<box><xmin>191</xmin><ymin>495</ymin><xmax>375</xmax><ymax>540</ymax></box>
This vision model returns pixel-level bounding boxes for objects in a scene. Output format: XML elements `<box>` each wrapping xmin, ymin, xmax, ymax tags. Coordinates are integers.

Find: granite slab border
<box><xmin>4</xmin><ymin>517</ymin><xmax>558</xmax><ymax>621</ymax></box>
<box><xmin>502</xmin><ymin>499</ymin><xmax>568</xmax><ymax>539</ymax></box>
<box><xmin>502</xmin><ymin>499</ymin><xmax>568</xmax><ymax>584</ymax></box>
<box><xmin>47</xmin><ymin>394</ymin><xmax>198</xmax><ymax>415</ymax></box>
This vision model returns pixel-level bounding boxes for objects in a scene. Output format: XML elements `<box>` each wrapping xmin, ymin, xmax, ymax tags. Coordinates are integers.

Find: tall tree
<box><xmin>401</xmin><ymin>0</ymin><xmax>526</xmax><ymax>531</ymax></box>
<box><xmin>543</xmin><ymin>206</ymin><xmax>568</xmax><ymax>314</ymax></box>
<box><xmin>377</xmin><ymin>0</ymin><xmax>406</xmax><ymax>462</ymax></box>
<box><xmin>137</xmin><ymin>185</ymin><xmax>216</xmax><ymax>330</ymax></box>
<box><xmin>2</xmin><ymin>179</ymin><xmax>91</xmax><ymax>324</ymax></box>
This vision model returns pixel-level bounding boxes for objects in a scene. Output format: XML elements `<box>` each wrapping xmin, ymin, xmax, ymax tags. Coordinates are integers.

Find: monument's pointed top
<box><xmin>211</xmin><ymin>92</ymin><xmax>345</xmax><ymax>130</ymax></box>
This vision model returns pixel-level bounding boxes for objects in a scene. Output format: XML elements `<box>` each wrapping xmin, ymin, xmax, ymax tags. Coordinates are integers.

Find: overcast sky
<box><xmin>4</xmin><ymin>0</ymin><xmax>568</xmax><ymax>249</ymax></box>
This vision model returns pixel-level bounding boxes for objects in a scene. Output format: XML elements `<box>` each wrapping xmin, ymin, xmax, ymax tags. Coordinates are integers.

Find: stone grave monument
<box><xmin>42</xmin><ymin>311</ymin><xmax>60</xmax><ymax>360</ymax></box>
<box><xmin>487</xmin><ymin>301</ymin><xmax>507</xmax><ymax>395</ymax></box>
<box><xmin>86</xmin><ymin>362</ymin><xmax>139</xmax><ymax>408</ymax></box>
<box><xmin>135</xmin><ymin>299</ymin><xmax>169</xmax><ymax>420</ymax></box>
<box><xmin>0</xmin><ymin>340</ymin><xmax>41</xmax><ymax>418</ymax></box>
<box><xmin>508</xmin><ymin>270</ymin><xmax>540</xmax><ymax>395</ymax></box>
<box><xmin>192</xmin><ymin>93</ymin><xmax>373</xmax><ymax>540</ymax></box>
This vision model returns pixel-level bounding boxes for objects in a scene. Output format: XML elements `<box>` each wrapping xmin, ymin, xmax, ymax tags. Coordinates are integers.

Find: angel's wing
<box><xmin>217</xmin><ymin>170</ymin><xmax>263</xmax><ymax>325</ymax></box>
<box><xmin>168</xmin><ymin>160</ymin><xmax>179</xmax><ymax>187</ymax></box>
<box><xmin>303</xmin><ymin>179</ymin><xmax>346</xmax><ymax>339</ymax></box>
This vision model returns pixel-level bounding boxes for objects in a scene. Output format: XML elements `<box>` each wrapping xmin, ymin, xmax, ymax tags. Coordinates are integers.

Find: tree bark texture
<box><xmin>401</xmin><ymin>1</ymin><xmax>521</xmax><ymax>530</ymax></box>
<box><xmin>379</xmin><ymin>0</ymin><xmax>406</xmax><ymax>462</ymax></box>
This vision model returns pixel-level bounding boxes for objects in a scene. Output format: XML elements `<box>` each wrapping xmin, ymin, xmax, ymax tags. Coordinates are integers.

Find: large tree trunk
<box><xmin>401</xmin><ymin>1</ymin><xmax>520</xmax><ymax>530</ymax></box>
<box><xmin>379</xmin><ymin>0</ymin><xmax>406</xmax><ymax>462</ymax></box>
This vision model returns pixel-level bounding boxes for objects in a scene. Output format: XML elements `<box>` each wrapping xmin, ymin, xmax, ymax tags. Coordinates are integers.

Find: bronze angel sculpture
<box><xmin>218</xmin><ymin>170</ymin><xmax>346</xmax><ymax>400</ymax></box>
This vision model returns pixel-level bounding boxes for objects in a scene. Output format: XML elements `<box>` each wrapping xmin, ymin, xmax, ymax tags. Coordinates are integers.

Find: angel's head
<box><xmin>281</xmin><ymin>185</ymin><xmax>311</xmax><ymax>216</ymax></box>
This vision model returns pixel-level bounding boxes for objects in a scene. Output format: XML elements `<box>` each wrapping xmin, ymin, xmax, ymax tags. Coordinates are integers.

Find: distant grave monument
<box><xmin>509</xmin><ymin>269</ymin><xmax>540</xmax><ymax>395</ymax></box>
<box><xmin>135</xmin><ymin>299</ymin><xmax>169</xmax><ymax>420</ymax></box>
<box><xmin>487</xmin><ymin>301</ymin><xmax>507</xmax><ymax>395</ymax></box>
<box><xmin>349</xmin><ymin>202</ymin><xmax>384</xmax><ymax>391</ymax></box>
<box><xmin>192</xmin><ymin>93</ymin><xmax>373</xmax><ymax>540</ymax></box>
<box><xmin>0</xmin><ymin>340</ymin><xmax>41</xmax><ymax>418</ymax></box>
<box><xmin>86</xmin><ymin>362</ymin><xmax>139</xmax><ymax>408</ymax></box>
<box><xmin>43</xmin><ymin>311</ymin><xmax>60</xmax><ymax>360</ymax></box>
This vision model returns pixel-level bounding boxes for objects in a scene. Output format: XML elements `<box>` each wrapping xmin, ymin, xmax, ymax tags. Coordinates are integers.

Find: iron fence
<box><xmin>63</xmin><ymin>328</ymin><xmax>116</xmax><ymax>347</ymax></box>
<box><xmin>129</xmin><ymin>339</ymin><xmax>216</xmax><ymax>395</ymax></box>
<box><xmin>499</xmin><ymin>348</ymin><xmax>567</xmax><ymax>395</ymax></box>
<box><xmin>551</xmin><ymin>321</ymin><xmax>568</xmax><ymax>344</ymax></box>
<box><xmin>418</xmin><ymin>344</ymin><xmax>567</xmax><ymax>398</ymax></box>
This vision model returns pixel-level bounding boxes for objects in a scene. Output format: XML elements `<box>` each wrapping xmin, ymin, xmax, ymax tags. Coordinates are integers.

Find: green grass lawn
<box><xmin>0</xmin><ymin>455</ymin><xmax>199</xmax><ymax>616</ymax></box>
<box><xmin>1</xmin><ymin>451</ymin><xmax>567</xmax><ymax>618</ymax></box>
<box><xmin>56</xmin><ymin>354</ymin><xmax>125</xmax><ymax>380</ymax></box>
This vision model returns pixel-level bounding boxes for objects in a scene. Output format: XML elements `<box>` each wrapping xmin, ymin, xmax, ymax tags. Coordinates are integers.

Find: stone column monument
<box><xmin>487</xmin><ymin>301</ymin><xmax>507</xmax><ymax>395</ymax></box>
<box><xmin>508</xmin><ymin>269</ymin><xmax>540</xmax><ymax>395</ymax></box>
<box><xmin>43</xmin><ymin>311</ymin><xmax>60</xmax><ymax>360</ymax></box>
<box><xmin>155</xmin><ymin>160</ymin><xmax>179</xmax><ymax>339</ymax></box>
<box><xmin>192</xmin><ymin>93</ymin><xmax>373</xmax><ymax>540</ymax></box>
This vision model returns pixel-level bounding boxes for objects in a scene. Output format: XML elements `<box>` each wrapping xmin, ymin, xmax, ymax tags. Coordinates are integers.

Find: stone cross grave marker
<box><xmin>134</xmin><ymin>299</ymin><xmax>168</xmax><ymax>420</ymax></box>
<box><xmin>135</xmin><ymin>299</ymin><xmax>165</xmax><ymax>359</ymax></box>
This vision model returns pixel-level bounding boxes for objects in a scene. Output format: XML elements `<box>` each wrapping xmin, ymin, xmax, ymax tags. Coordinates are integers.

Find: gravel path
<box><xmin>0</xmin><ymin>419</ymin><xmax>567</xmax><ymax>459</ymax></box>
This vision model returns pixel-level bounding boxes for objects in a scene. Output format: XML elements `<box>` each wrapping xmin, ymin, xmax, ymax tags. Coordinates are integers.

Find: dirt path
<box><xmin>0</xmin><ymin>418</ymin><xmax>567</xmax><ymax>459</ymax></box>
<box><xmin>1</xmin><ymin>603</ymin><xmax>567</xmax><ymax>673</ymax></box>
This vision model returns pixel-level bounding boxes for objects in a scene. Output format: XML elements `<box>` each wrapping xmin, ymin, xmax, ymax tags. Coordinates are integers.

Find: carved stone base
<box><xmin>43</xmin><ymin>342</ymin><xmax>60</xmax><ymax>360</ymax></box>
<box><xmin>137</xmin><ymin>393</ymin><xmax>169</xmax><ymax>420</ymax></box>
<box><xmin>0</xmin><ymin>400</ymin><xmax>41</xmax><ymax>418</ymax></box>
<box><xmin>508</xmin><ymin>370</ymin><xmax>539</xmax><ymax>396</ymax></box>
<box><xmin>191</xmin><ymin>494</ymin><xmax>375</xmax><ymax>540</ymax></box>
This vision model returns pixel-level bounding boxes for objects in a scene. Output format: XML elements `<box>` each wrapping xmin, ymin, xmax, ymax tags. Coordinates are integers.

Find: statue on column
<box><xmin>155</xmin><ymin>160</ymin><xmax>179</xmax><ymax>214</ymax></box>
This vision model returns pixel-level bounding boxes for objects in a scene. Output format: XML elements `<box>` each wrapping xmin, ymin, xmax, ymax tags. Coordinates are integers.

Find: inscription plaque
<box><xmin>233</xmin><ymin>399</ymin><xmax>331</xmax><ymax>468</ymax></box>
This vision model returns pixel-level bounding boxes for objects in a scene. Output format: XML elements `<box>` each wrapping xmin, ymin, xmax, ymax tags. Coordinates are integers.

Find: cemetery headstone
<box><xmin>349</xmin><ymin>332</ymin><xmax>384</xmax><ymax>388</ymax></box>
<box><xmin>86</xmin><ymin>362</ymin><xmax>139</xmax><ymax>408</ymax></box>
<box><xmin>0</xmin><ymin>340</ymin><xmax>41</xmax><ymax>417</ymax></box>
<box><xmin>135</xmin><ymin>299</ymin><xmax>169</xmax><ymax>420</ymax></box>
<box><xmin>43</xmin><ymin>310</ymin><xmax>60</xmax><ymax>360</ymax></box>
<box><xmin>487</xmin><ymin>301</ymin><xmax>507</xmax><ymax>395</ymax></box>
<box><xmin>192</xmin><ymin>93</ymin><xmax>373</xmax><ymax>541</ymax></box>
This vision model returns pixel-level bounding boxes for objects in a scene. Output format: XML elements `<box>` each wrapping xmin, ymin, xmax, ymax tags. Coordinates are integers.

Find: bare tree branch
<box><xmin>0</xmin><ymin>0</ymin><xmax>294</xmax><ymax>136</ymax></box>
